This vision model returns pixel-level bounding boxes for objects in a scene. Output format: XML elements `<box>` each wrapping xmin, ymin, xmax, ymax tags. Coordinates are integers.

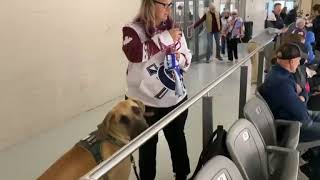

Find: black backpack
<box><xmin>189</xmin><ymin>125</ymin><xmax>230</xmax><ymax>180</ymax></box>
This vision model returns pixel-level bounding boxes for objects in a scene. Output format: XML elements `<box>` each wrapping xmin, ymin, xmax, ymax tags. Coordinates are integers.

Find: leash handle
<box><xmin>130</xmin><ymin>155</ymin><xmax>141</xmax><ymax>180</ymax></box>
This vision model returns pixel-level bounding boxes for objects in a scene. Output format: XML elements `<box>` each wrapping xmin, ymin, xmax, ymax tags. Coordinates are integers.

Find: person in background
<box><xmin>285</xmin><ymin>5</ymin><xmax>298</xmax><ymax>26</ymax></box>
<box><xmin>193</xmin><ymin>2</ymin><xmax>223</xmax><ymax>62</ymax></box>
<box><xmin>312</xmin><ymin>4</ymin><xmax>320</xmax><ymax>52</ymax></box>
<box><xmin>122</xmin><ymin>0</ymin><xmax>191</xmax><ymax>179</ymax></box>
<box><xmin>223</xmin><ymin>9</ymin><xmax>244</xmax><ymax>61</ymax></box>
<box><xmin>266</xmin><ymin>3</ymin><xmax>285</xmax><ymax>29</ymax></box>
<box><xmin>280</xmin><ymin>6</ymin><xmax>288</xmax><ymax>22</ymax></box>
<box><xmin>221</xmin><ymin>9</ymin><xmax>230</xmax><ymax>57</ymax></box>
<box><xmin>264</xmin><ymin>3</ymin><xmax>287</xmax><ymax>73</ymax></box>
<box><xmin>288</xmin><ymin>18</ymin><xmax>307</xmax><ymax>35</ymax></box>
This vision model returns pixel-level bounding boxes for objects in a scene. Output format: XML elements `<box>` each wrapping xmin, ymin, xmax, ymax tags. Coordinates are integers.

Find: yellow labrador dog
<box><xmin>38</xmin><ymin>98</ymin><xmax>149</xmax><ymax>180</ymax></box>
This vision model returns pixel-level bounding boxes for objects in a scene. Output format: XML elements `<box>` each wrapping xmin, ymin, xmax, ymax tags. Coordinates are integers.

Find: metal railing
<box><xmin>80</xmin><ymin>29</ymin><xmax>277</xmax><ymax>180</ymax></box>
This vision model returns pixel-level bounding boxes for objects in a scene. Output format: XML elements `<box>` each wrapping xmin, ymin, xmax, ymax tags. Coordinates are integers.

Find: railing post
<box><xmin>202</xmin><ymin>95</ymin><xmax>213</xmax><ymax>149</ymax></box>
<box><xmin>257</xmin><ymin>50</ymin><xmax>265</xmax><ymax>86</ymax></box>
<box><xmin>239</xmin><ymin>65</ymin><xmax>248</xmax><ymax>118</ymax></box>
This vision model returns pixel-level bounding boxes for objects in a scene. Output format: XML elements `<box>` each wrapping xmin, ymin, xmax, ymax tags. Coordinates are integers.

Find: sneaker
<box><xmin>216</xmin><ymin>56</ymin><xmax>223</xmax><ymax>61</ymax></box>
<box><xmin>205</xmin><ymin>59</ymin><xmax>213</xmax><ymax>63</ymax></box>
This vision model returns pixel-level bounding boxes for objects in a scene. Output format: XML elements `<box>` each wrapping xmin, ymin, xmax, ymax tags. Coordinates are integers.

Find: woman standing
<box><xmin>223</xmin><ymin>9</ymin><xmax>244</xmax><ymax>61</ymax></box>
<box><xmin>122</xmin><ymin>0</ymin><xmax>191</xmax><ymax>180</ymax></box>
<box><xmin>221</xmin><ymin>9</ymin><xmax>230</xmax><ymax>56</ymax></box>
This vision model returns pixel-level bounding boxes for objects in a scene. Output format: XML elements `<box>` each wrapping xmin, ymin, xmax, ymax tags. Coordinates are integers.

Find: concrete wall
<box><xmin>0</xmin><ymin>0</ymin><xmax>139</xmax><ymax>150</ymax></box>
<box><xmin>245</xmin><ymin>0</ymin><xmax>268</xmax><ymax>36</ymax></box>
<box><xmin>300</xmin><ymin>0</ymin><xmax>312</xmax><ymax>15</ymax></box>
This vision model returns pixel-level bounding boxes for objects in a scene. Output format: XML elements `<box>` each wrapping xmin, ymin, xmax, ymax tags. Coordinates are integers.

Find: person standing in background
<box><xmin>122</xmin><ymin>0</ymin><xmax>191</xmax><ymax>180</ymax></box>
<box><xmin>285</xmin><ymin>5</ymin><xmax>298</xmax><ymax>26</ymax></box>
<box><xmin>221</xmin><ymin>9</ymin><xmax>230</xmax><ymax>57</ymax></box>
<box><xmin>280</xmin><ymin>7</ymin><xmax>288</xmax><ymax>22</ymax></box>
<box><xmin>223</xmin><ymin>9</ymin><xmax>244</xmax><ymax>61</ymax></box>
<box><xmin>193</xmin><ymin>2</ymin><xmax>223</xmax><ymax>62</ymax></box>
<box><xmin>264</xmin><ymin>3</ymin><xmax>286</xmax><ymax>73</ymax></box>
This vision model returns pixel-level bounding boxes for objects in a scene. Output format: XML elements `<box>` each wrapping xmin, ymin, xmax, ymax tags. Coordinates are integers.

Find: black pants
<box><xmin>139</xmin><ymin>96</ymin><xmax>190</xmax><ymax>180</ymax></box>
<box><xmin>227</xmin><ymin>38</ymin><xmax>239</xmax><ymax>61</ymax></box>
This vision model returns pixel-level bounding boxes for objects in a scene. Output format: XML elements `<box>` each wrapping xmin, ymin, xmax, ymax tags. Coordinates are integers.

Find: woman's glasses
<box><xmin>153</xmin><ymin>0</ymin><xmax>174</xmax><ymax>9</ymax></box>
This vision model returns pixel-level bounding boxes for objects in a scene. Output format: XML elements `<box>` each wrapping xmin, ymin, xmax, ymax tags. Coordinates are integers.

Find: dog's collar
<box><xmin>104</xmin><ymin>134</ymin><xmax>127</xmax><ymax>147</ymax></box>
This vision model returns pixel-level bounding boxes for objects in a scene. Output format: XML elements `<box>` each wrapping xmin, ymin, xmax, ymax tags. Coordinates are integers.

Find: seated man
<box><xmin>260</xmin><ymin>43</ymin><xmax>320</xmax><ymax>178</ymax></box>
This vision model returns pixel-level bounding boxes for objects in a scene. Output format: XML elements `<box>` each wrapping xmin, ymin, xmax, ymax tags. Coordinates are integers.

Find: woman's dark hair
<box><xmin>276</xmin><ymin>43</ymin><xmax>301</xmax><ymax>60</ymax></box>
<box><xmin>281</xmin><ymin>7</ymin><xmax>287</xmax><ymax>13</ymax></box>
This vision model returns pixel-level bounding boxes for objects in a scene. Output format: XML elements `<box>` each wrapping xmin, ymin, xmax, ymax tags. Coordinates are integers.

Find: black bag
<box><xmin>189</xmin><ymin>125</ymin><xmax>230</xmax><ymax>180</ymax></box>
<box><xmin>241</xmin><ymin>21</ymin><xmax>253</xmax><ymax>43</ymax></box>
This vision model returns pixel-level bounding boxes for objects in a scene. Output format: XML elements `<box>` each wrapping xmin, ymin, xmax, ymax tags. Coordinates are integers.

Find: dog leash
<box><xmin>130</xmin><ymin>155</ymin><xmax>141</xmax><ymax>180</ymax></box>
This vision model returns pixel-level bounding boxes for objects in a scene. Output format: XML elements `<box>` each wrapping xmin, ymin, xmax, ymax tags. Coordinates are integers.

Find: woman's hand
<box><xmin>169</xmin><ymin>28</ymin><xmax>182</xmax><ymax>42</ymax></box>
<box><xmin>175</xmin><ymin>52</ymin><xmax>181</xmax><ymax>61</ymax></box>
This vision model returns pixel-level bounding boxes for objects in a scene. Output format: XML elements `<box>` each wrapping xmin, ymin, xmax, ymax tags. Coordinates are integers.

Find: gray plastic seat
<box><xmin>194</xmin><ymin>155</ymin><xmax>244</xmax><ymax>180</ymax></box>
<box><xmin>226</xmin><ymin>119</ymin><xmax>299</xmax><ymax>180</ymax></box>
<box><xmin>254</xmin><ymin>89</ymin><xmax>320</xmax><ymax>153</ymax></box>
<box><xmin>243</xmin><ymin>95</ymin><xmax>301</xmax><ymax>149</ymax></box>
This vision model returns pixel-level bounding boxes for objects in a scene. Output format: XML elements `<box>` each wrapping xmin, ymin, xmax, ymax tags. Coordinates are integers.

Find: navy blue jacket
<box><xmin>261</xmin><ymin>64</ymin><xmax>312</xmax><ymax>126</ymax></box>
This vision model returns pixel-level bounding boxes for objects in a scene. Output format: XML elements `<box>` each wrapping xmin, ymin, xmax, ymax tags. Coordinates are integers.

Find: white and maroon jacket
<box><xmin>122</xmin><ymin>21</ymin><xmax>191</xmax><ymax>107</ymax></box>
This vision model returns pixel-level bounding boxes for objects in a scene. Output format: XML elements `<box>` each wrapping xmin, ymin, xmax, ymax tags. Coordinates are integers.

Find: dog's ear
<box><xmin>96</xmin><ymin>111</ymin><xmax>114</xmax><ymax>140</ymax></box>
<box><xmin>130</xmin><ymin>98</ymin><xmax>145</xmax><ymax>113</ymax></box>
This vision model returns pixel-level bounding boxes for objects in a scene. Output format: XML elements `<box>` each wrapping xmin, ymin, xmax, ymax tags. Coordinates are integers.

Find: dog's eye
<box><xmin>120</xmin><ymin>115</ymin><xmax>130</xmax><ymax>125</ymax></box>
<box><xmin>131</xmin><ymin>106</ymin><xmax>141</xmax><ymax>115</ymax></box>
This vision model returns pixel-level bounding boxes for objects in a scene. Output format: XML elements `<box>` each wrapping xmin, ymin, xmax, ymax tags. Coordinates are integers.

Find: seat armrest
<box><xmin>266</xmin><ymin>146</ymin><xmax>299</xmax><ymax>180</ymax></box>
<box><xmin>275</xmin><ymin>119</ymin><xmax>301</xmax><ymax>128</ymax></box>
<box><xmin>275</xmin><ymin>120</ymin><xmax>300</xmax><ymax>149</ymax></box>
<box><xmin>266</xmin><ymin>146</ymin><xmax>296</xmax><ymax>154</ymax></box>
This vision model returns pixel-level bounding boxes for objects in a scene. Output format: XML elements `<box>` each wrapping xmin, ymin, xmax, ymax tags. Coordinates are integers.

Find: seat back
<box><xmin>243</xmin><ymin>96</ymin><xmax>277</xmax><ymax>146</ymax></box>
<box><xmin>226</xmin><ymin>119</ymin><xmax>269</xmax><ymax>180</ymax></box>
<box><xmin>194</xmin><ymin>155</ymin><xmax>244</xmax><ymax>180</ymax></box>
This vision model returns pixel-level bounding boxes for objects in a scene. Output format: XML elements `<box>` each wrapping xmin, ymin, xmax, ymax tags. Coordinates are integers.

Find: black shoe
<box><xmin>175</xmin><ymin>174</ymin><xmax>187</xmax><ymax>180</ymax></box>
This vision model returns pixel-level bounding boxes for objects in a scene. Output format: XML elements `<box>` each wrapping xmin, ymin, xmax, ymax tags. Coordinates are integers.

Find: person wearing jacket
<box><xmin>220</xmin><ymin>9</ymin><xmax>230</xmax><ymax>56</ymax></box>
<box><xmin>193</xmin><ymin>2</ymin><xmax>223</xmax><ymax>62</ymax></box>
<box><xmin>222</xmin><ymin>9</ymin><xmax>244</xmax><ymax>61</ymax></box>
<box><xmin>122</xmin><ymin>0</ymin><xmax>191</xmax><ymax>179</ymax></box>
<box><xmin>313</xmin><ymin>5</ymin><xmax>320</xmax><ymax>50</ymax></box>
<box><xmin>284</xmin><ymin>6</ymin><xmax>298</xmax><ymax>26</ymax></box>
<box><xmin>264</xmin><ymin>3</ymin><xmax>287</xmax><ymax>73</ymax></box>
<box><xmin>261</xmin><ymin>43</ymin><xmax>320</xmax><ymax>141</ymax></box>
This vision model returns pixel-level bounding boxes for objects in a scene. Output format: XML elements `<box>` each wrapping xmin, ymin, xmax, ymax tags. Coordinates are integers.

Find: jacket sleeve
<box><xmin>276</xmin><ymin>82</ymin><xmax>312</xmax><ymax>127</ymax></box>
<box><xmin>122</xmin><ymin>26</ymin><xmax>174</xmax><ymax>63</ymax></box>
<box><xmin>193</xmin><ymin>14</ymin><xmax>206</xmax><ymax>29</ymax></box>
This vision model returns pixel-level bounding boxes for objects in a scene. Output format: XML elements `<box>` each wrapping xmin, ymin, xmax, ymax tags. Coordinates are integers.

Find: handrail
<box><xmin>80</xmin><ymin>29</ymin><xmax>276</xmax><ymax>180</ymax></box>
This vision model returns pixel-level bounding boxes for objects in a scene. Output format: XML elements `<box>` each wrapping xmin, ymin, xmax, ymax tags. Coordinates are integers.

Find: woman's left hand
<box><xmin>175</xmin><ymin>52</ymin><xmax>181</xmax><ymax>61</ymax></box>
